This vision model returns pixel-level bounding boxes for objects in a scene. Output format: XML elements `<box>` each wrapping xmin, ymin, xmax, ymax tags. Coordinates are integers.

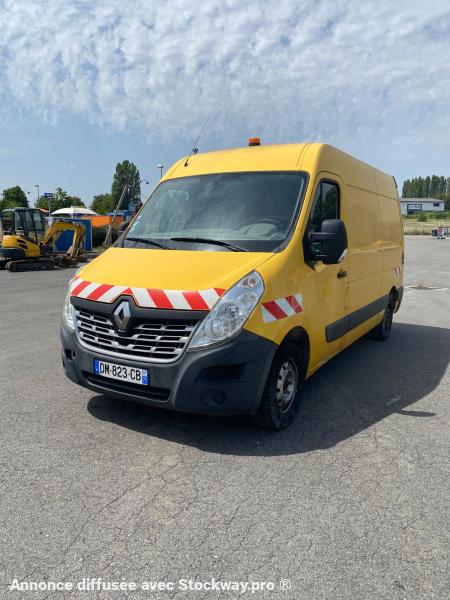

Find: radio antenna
<box><xmin>184</xmin><ymin>115</ymin><xmax>210</xmax><ymax>167</ymax></box>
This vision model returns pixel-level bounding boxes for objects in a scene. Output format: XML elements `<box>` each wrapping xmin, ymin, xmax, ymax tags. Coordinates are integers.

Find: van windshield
<box><xmin>124</xmin><ymin>171</ymin><xmax>307</xmax><ymax>252</ymax></box>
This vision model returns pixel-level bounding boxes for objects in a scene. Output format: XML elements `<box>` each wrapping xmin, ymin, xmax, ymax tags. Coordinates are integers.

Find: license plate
<box><xmin>93</xmin><ymin>359</ymin><xmax>148</xmax><ymax>385</ymax></box>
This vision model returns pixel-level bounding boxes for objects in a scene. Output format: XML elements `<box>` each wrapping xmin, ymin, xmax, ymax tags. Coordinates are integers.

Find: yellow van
<box><xmin>61</xmin><ymin>141</ymin><xmax>403</xmax><ymax>429</ymax></box>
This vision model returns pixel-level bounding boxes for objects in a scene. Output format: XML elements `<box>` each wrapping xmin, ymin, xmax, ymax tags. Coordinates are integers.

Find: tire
<box><xmin>369</xmin><ymin>296</ymin><xmax>395</xmax><ymax>341</ymax></box>
<box><xmin>252</xmin><ymin>342</ymin><xmax>304</xmax><ymax>430</ymax></box>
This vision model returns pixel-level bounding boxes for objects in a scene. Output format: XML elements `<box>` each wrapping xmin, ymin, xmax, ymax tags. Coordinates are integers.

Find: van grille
<box><xmin>75</xmin><ymin>308</ymin><xmax>197</xmax><ymax>363</ymax></box>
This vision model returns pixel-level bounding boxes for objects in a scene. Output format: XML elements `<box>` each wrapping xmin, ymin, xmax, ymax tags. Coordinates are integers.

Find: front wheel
<box><xmin>252</xmin><ymin>342</ymin><xmax>303</xmax><ymax>430</ymax></box>
<box><xmin>369</xmin><ymin>298</ymin><xmax>394</xmax><ymax>341</ymax></box>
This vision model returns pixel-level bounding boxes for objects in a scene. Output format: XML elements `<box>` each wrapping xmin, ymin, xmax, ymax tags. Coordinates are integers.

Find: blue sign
<box><xmin>44</xmin><ymin>192</ymin><xmax>54</xmax><ymax>198</ymax></box>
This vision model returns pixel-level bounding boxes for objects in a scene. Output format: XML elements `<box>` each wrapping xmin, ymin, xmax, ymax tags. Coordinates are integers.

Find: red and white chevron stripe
<box><xmin>70</xmin><ymin>277</ymin><xmax>225</xmax><ymax>310</ymax></box>
<box><xmin>394</xmin><ymin>266</ymin><xmax>402</xmax><ymax>277</ymax></box>
<box><xmin>261</xmin><ymin>294</ymin><xmax>303</xmax><ymax>323</ymax></box>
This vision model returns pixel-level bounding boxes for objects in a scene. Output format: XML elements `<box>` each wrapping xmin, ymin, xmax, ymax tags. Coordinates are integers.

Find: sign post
<box><xmin>105</xmin><ymin>185</ymin><xmax>127</xmax><ymax>247</ymax></box>
<box><xmin>43</xmin><ymin>193</ymin><xmax>54</xmax><ymax>216</ymax></box>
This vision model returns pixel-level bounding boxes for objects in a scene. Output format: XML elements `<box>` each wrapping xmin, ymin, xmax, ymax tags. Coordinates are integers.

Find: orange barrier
<box><xmin>76</xmin><ymin>215</ymin><xmax>124</xmax><ymax>228</ymax></box>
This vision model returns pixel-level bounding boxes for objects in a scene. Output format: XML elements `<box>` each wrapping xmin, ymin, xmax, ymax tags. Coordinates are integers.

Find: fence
<box><xmin>403</xmin><ymin>220</ymin><xmax>450</xmax><ymax>235</ymax></box>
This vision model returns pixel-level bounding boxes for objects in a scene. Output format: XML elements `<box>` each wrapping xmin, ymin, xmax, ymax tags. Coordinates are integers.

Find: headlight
<box><xmin>189</xmin><ymin>271</ymin><xmax>264</xmax><ymax>349</ymax></box>
<box><xmin>62</xmin><ymin>267</ymin><xmax>84</xmax><ymax>331</ymax></box>
<box><xmin>62</xmin><ymin>292</ymin><xmax>76</xmax><ymax>331</ymax></box>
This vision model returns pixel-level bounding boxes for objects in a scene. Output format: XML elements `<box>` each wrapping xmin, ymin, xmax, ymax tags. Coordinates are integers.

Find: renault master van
<box><xmin>61</xmin><ymin>142</ymin><xmax>403</xmax><ymax>429</ymax></box>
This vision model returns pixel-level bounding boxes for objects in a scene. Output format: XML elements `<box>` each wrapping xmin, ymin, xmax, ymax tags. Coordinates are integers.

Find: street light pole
<box><xmin>139</xmin><ymin>179</ymin><xmax>149</xmax><ymax>205</ymax></box>
<box><xmin>34</xmin><ymin>184</ymin><xmax>40</xmax><ymax>208</ymax></box>
<box><xmin>157</xmin><ymin>164</ymin><xmax>164</xmax><ymax>179</ymax></box>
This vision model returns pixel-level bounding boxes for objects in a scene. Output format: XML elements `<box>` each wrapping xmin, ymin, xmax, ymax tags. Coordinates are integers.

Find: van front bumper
<box><xmin>60</xmin><ymin>325</ymin><xmax>277</xmax><ymax>415</ymax></box>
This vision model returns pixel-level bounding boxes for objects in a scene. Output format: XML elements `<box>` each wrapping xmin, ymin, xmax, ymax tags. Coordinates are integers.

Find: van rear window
<box><xmin>125</xmin><ymin>171</ymin><xmax>307</xmax><ymax>252</ymax></box>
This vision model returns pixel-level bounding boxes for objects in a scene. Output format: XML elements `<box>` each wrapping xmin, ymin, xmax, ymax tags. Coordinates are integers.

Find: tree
<box><xmin>36</xmin><ymin>187</ymin><xmax>85</xmax><ymax>212</ymax></box>
<box><xmin>438</xmin><ymin>176</ymin><xmax>446</xmax><ymax>199</ymax></box>
<box><xmin>430</xmin><ymin>175</ymin><xmax>439</xmax><ymax>197</ymax></box>
<box><xmin>91</xmin><ymin>193</ymin><xmax>114</xmax><ymax>214</ymax></box>
<box><xmin>111</xmin><ymin>160</ymin><xmax>141</xmax><ymax>212</ymax></box>
<box><xmin>403</xmin><ymin>173</ymin><xmax>450</xmax><ymax>205</ymax></box>
<box><xmin>0</xmin><ymin>186</ymin><xmax>29</xmax><ymax>210</ymax></box>
<box><xmin>415</xmin><ymin>177</ymin><xmax>424</xmax><ymax>198</ymax></box>
<box><xmin>424</xmin><ymin>175</ymin><xmax>430</xmax><ymax>197</ymax></box>
<box><xmin>67</xmin><ymin>196</ymin><xmax>85</xmax><ymax>207</ymax></box>
<box><xmin>402</xmin><ymin>180</ymin><xmax>411</xmax><ymax>198</ymax></box>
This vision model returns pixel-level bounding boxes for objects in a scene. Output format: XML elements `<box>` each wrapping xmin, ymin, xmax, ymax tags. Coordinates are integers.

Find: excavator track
<box><xmin>6</xmin><ymin>258</ymin><xmax>55</xmax><ymax>272</ymax></box>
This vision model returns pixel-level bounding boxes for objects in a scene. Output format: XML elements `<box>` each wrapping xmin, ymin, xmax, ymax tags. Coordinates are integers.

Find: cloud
<box><xmin>1</xmin><ymin>0</ymin><xmax>450</xmax><ymax>153</ymax></box>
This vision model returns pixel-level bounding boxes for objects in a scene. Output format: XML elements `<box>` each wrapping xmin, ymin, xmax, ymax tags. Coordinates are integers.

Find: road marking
<box><xmin>386</xmin><ymin>396</ymin><xmax>402</xmax><ymax>406</ymax></box>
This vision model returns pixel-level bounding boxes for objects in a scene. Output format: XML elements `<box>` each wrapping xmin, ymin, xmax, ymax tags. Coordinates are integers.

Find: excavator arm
<box><xmin>41</xmin><ymin>219</ymin><xmax>86</xmax><ymax>266</ymax></box>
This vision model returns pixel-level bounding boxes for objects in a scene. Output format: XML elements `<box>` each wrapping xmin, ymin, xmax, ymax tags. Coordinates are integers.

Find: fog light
<box><xmin>202</xmin><ymin>390</ymin><xmax>226</xmax><ymax>406</ymax></box>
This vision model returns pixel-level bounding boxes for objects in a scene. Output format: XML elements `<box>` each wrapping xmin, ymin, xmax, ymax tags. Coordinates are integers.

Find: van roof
<box><xmin>165</xmin><ymin>143</ymin><xmax>312</xmax><ymax>178</ymax></box>
<box><xmin>164</xmin><ymin>142</ymin><xmax>392</xmax><ymax>184</ymax></box>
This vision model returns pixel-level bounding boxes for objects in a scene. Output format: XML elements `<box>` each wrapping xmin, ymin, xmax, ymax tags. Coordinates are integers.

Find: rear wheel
<box><xmin>252</xmin><ymin>342</ymin><xmax>303</xmax><ymax>430</ymax></box>
<box><xmin>369</xmin><ymin>295</ymin><xmax>395</xmax><ymax>341</ymax></box>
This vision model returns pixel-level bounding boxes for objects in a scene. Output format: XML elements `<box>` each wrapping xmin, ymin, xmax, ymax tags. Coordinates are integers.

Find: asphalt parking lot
<box><xmin>0</xmin><ymin>237</ymin><xmax>449</xmax><ymax>600</ymax></box>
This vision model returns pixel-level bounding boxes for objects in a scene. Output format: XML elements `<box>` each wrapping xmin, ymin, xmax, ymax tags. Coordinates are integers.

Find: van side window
<box><xmin>306</xmin><ymin>181</ymin><xmax>339</xmax><ymax>233</ymax></box>
<box><xmin>321</xmin><ymin>182</ymin><xmax>339</xmax><ymax>222</ymax></box>
<box><xmin>303</xmin><ymin>180</ymin><xmax>340</xmax><ymax>259</ymax></box>
<box><xmin>308</xmin><ymin>186</ymin><xmax>322</xmax><ymax>233</ymax></box>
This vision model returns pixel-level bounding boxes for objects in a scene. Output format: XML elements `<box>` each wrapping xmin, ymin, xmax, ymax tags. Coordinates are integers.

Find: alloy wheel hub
<box><xmin>276</xmin><ymin>360</ymin><xmax>298</xmax><ymax>413</ymax></box>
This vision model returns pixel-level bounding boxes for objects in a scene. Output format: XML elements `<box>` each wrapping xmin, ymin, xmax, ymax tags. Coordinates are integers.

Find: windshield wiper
<box><xmin>170</xmin><ymin>237</ymin><xmax>248</xmax><ymax>252</ymax></box>
<box><xmin>125</xmin><ymin>237</ymin><xmax>170</xmax><ymax>250</ymax></box>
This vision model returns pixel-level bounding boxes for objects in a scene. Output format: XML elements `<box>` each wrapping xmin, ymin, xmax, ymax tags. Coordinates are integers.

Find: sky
<box><xmin>1</xmin><ymin>0</ymin><xmax>450</xmax><ymax>206</ymax></box>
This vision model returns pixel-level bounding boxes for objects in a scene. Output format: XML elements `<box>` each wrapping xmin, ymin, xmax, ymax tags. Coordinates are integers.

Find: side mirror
<box><xmin>309</xmin><ymin>219</ymin><xmax>348</xmax><ymax>264</ymax></box>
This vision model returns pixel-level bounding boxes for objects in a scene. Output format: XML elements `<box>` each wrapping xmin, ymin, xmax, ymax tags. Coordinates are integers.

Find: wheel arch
<box><xmin>280</xmin><ymin>326</ymin><xmax>310</xmax><ymax>379</ymax></box>
<box><xmin>389</xmin><ymin>285</ymin><xmax>402</xmax><ymax>312</ymax></box>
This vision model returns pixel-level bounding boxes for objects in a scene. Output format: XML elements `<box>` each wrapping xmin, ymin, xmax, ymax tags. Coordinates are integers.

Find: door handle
<box><xmin>337</xmin><ymin>270</ymin><xmax>347</xmax><ymax>279</ymax></box>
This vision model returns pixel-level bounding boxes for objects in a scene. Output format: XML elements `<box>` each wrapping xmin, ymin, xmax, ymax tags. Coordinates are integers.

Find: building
<box><xmin>400</xmin><ymin>198</ymin><xmax>445</xmax><ymax>215</ymax></box>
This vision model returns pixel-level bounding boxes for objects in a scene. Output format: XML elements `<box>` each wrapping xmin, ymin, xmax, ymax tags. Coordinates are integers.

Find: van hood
<box><xmin>75</xmin><ymin>247</ymin><xmax>272</xmax><ymax>297</ymax></box>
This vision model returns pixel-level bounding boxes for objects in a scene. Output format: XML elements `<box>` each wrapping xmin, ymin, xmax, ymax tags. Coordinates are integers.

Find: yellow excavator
<box><xmin>0</xmin><ymin>207</ymin><xmax>86</xmax><ymax>271</ymax></box>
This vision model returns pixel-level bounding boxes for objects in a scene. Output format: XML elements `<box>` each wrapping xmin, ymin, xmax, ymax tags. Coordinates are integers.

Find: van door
<box><xmin>303</xmin><ymin>175</ymin><xmax>349</xmax><ymax>366</ymax></box>
<box><xmin>343</xmin><ymin>185</ymin><xmax>383</xmax><ymax>347</ymax></box>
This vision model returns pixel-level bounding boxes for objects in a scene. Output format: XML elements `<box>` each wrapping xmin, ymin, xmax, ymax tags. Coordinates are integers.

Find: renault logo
<box><xmin>113</xmin><ymin>301</ymin><xmax>131</xmax><ymax>332</ymax></box>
